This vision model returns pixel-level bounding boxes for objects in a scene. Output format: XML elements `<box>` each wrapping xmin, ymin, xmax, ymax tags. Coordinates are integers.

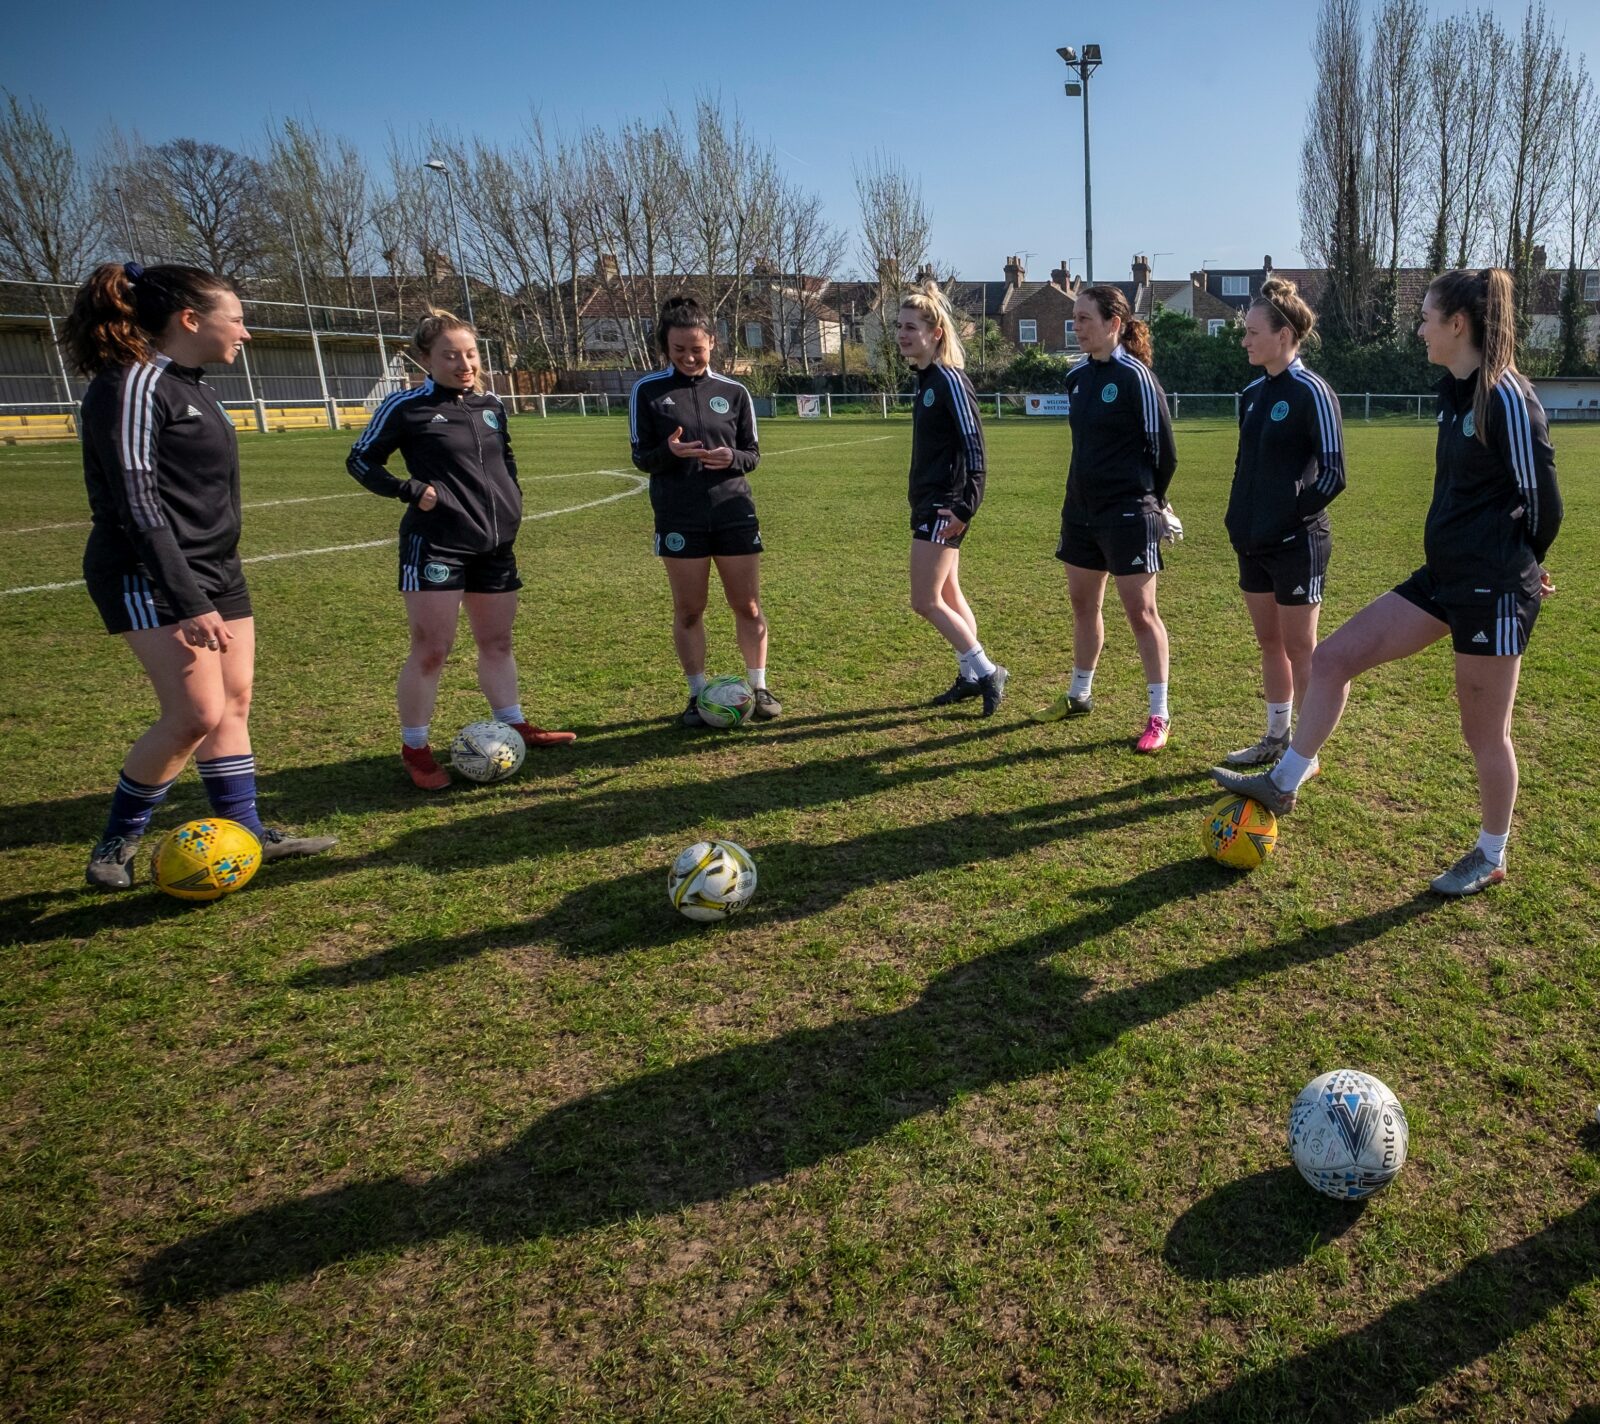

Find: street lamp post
<box><xmin>1056</xmin><ymin>44</ymin><xmax>1103</xmax><ymax>284</ymax></box>
<box><xmin>112</xmin><ymin>186</ymin><xmax>140</xmax><ymax>261</ymax></box>
<box><xmin>424</xmin><ymin>158</ymin><xmax>475</xmax><ymax>328</ymax></box>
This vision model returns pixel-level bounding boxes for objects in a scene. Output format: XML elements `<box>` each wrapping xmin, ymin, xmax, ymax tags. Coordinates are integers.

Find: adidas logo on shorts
<box><xmin>1472</xmin><ymin>630</ymin><xmax>1489</xmax><ymax>644</ymax></box>
<box><xmin>431</xmin><ymin>413</ymin><xmax>448</xmax><ymax>423</ymax></box>
<box><xmin>1130</xmin><ymin>556</ymin><xmax>1144</xmax><ymax>567</ymax></box>
<box><xmin>1292</xmin><ymin>585</ymin><xmax>1305</xmax><ymax>595</ymax></box>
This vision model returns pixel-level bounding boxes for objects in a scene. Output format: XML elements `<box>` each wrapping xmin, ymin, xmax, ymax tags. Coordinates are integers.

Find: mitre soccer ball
<box><xmin>1288</xmin><ymin>1069</ymin><xmax>1409</xmax><ymax>1200</ymax></box>
<box><xmin>1202</xmin><ymin>794</ymin><xmax>1278</xmax><ymax>869</ymax></box>
<box><xmin>668</xmin><ymin>839</ymin><xmax>758</xmax><ymax>921</ymax></box>
<box><xmin>451</xmin><ymin>720</ymin><xmax>526</xmax><ymax>783</ymax></box>
<box><xmin>696</xmin><ymin>675</ymin><xmax>756</xmax><ymax>729</ymax></box>
<box><xmin>152</xmin><ymin>818</ymin><xmax>262</xmax><ymax>902</ymax></box>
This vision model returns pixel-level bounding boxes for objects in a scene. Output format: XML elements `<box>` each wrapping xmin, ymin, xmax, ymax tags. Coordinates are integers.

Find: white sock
<box><xmin>1476</xmin><ymin>828</ymin><xmax>1509</xmax><ymax>866</ymax></box>
<box><xmin>687</xmin><ymin>672</ymin><xmax>708</xmax><ymax>696</ymax></box>
<box><xmin>1271</xmin><ymin>747</ymin><xmax>1318</xmax><ymax>792</ymax></box>
<box><xmin>960</xmin><ymin>644</ymin><xmax>997</xmax><ymax>679</ymax></box>
<box><xmin>1148</xmin><ymin>682</ymin><xmax>1169</xmax><ymax>720</ymax></box>
<box><xmin>401</xmin><ymin>724</ymin><xmax>430</xmax><ymax>750</ymax></box>
<box><xmin>492</xmin><ymin>703</ymin><xmax>524</xmax><ymax>726</ymax></box>
<box><xmin>1267</xmin><ymin>700</ymin><xmax>1293</xmax><ymax>738</ymax></box>
<box><xmin>746</xmin><ymin>666</ymin><xmax>766</xmax><ymax>690</ymax></box>
<box><xmin>1070</xmin><ymin>666</ymin><xmax>1095</xmax><ymax>700</ymax></box>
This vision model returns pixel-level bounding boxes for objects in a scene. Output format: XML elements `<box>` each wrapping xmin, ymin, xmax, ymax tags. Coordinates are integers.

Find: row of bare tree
<box><xmin>1300</xmin><ymin>0</ymin><xmax>1600</xmax><ymax>354</ymax></box>
<box><xmin>0</xmin><ymin>92</ymin><xmax>941</xmax><ymax>373</ymax></box>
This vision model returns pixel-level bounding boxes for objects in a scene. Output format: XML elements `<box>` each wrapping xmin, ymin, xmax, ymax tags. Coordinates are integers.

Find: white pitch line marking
<box><xmin>0</xmin><ymin>471</ymin><xmax>645</xmax><ymax>596</ymax></box>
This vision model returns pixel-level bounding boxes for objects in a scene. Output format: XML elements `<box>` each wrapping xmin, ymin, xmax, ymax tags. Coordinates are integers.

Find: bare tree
<box><xmin>1453</xmin><ymin>9</ymin><xmax>1508</xmax><ymax>268</ymax></box>
<box><xmin>99</xmin><ymin>131</ymin><xmax>267</xmax><ymax>279</ymax></box>
<box><xmin>0</xmin><ymin>90</ymin><xmax>104</xmax><ymax>287</ymax></box>
<box><xmin>766</xmin><ymin>182</ymin><xmax>847</xmax><ymax>374</ymax></box>
<box><xmin>1498</xmin><ymin>2</ymin><xmax>1569</xmax><ymax>327</ymax></box>
<box><xmin>1367</xmin><ymin>0</ymin><xmax>1426</xmax><ymax>283</ymax></box>
<box><xmin>854</xmin><ymin>152</ymin><xmax>931</xmax><ymax>377</ymax></box>
<box><xmin>1554</xmin><ymin>64</ymin><xmax>1600</xmax><ymax>370</ymax></box>
<box><xmin>371</xmin><ymin>130</ymin><xmax>455</xmax><ymax>323</ymax></box>
<box><xmin>263</xmin><ymin>117</ymin><xmax>376</xmax><ymax>310</ymax></box>
<box><xmin>1421</xmin><ymin>14</ymin><xmax>1467</xmax><ymax>273</ymax></box>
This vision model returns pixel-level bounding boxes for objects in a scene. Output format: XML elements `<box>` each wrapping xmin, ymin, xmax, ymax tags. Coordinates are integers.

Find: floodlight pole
<box><xmin>287</xmin><ymin>216</ymin><xmax>338</xmax><ymax>429</ymax></box>
<box><xmin>1057</xmin><ymin>45</ymin><xmax>1103</xmax><ymax>284</ymax></box>
<box><xmin>112</xmin><ymin>187</ymin><xmax>140</xmax><ymax>262</ymax></box>
<box><xmin>425</xmin><ymin>159</ymin><xmax>475</xmax><ymax>328</ymax></box>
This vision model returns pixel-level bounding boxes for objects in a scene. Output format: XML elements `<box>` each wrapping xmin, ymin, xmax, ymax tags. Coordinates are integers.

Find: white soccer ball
<box><xmin>668</xmin><ymin>839</ymin><xmax>758</xmax><ymax>921</ymax></box>
<box><xmin>696</xmin><ymin>675</ymin><xmax>756</xmax><ymax>729</ymax></box>
<box><xmin>1288</xmin><ymin>1069</ymin><xmax>1409</xmax><ymax>1200</ymax></box>
<box><xmin>450</xmin><ymin>719</ymin><xmax>527</xmax><ymax>784</ymax></box>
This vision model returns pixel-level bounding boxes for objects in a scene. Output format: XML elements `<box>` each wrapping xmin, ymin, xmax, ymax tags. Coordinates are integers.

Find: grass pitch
<box><xmin>1</xmin><ymin>413</ymin><xmax>1598</xmax><ymax>1421</ymax></box>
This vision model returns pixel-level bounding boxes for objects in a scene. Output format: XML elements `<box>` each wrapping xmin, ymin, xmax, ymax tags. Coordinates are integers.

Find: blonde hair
<box><xmin>899</xmin><ymin>280</ymin><xmax>966</xmax><ymax>369</ymax></box>
<box><xmin>1428</xmin><ymin>268</ymin><xmax>1520</xmax><ymax>448</ymax></box>
<box><xmin>1250</xmin><ymin>275</ymin><xmax>1318</xmax><ymax>346</ymax></box>
<box><xmin>412</xmin><ymin>308</ymin><xmax>481</xmax><ymax>390</ymax></box>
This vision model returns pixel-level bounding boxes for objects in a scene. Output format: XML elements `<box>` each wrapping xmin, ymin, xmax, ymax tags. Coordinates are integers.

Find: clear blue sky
<box><xmin>8</xmin><ymin>0</ymin><xmax>1599</xmax><ymax>285</ymax></box>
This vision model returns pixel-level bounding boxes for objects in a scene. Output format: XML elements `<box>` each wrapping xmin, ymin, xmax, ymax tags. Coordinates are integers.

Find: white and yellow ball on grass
<box><xmin>696</xmin><ymin>675</ymin><xmax>756</xmax><ymax>729</ymax></box>
<box><xmin>1202</xmin><ymin>794</ymin><xmax>1277</xmax><ymax>870</ymax></box>
<box><xmin>1288</xmin><ymin>1069</ymin><xmax>1409</xmax><ymax>1200</ymax></box>
<box><xmin>668</xmin><ymin>839</ymin><xmax>758</xmax><ymax>921</ymax></box>
<box><xmin>451</xmin><ymin>719</ymin><xmax>526</xmax><ymax>783</ymax></box>
<box><xmin>152</xmin><ymin>818</ymin><xmax>262</xmax><ymax>902</ymax></box>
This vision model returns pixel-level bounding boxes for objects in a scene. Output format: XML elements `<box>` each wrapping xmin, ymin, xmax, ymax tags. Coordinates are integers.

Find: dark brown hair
<box><xmin>1077</xmin><ymin>284</ymin><xmax>1152</xmax><ymax>366</ymax></box>
<box><xmin>1428</xmin><ymin>268</ymin><xmax>1520</xmax><ymax>447</ymax></box>
<box><xmin>1250</xmin><ymin>275</ymin><xmax>1317</xmax><ymax>345</ymax></box>
<box><xmin>655</xmin><ymin>294</ymin><xmax>715</xmax><ymax>357</ymax></box>
<box><xmin>61</xmin><ymin>262</ymin><xmax>232</xmax><ymax>377</ymax></box>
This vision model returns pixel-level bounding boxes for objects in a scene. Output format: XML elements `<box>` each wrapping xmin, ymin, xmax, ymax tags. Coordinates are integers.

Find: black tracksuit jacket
<box><xmin>1426</xmin><ymin>368</ymin><xmax>1561</xmax><ymax>601</ymax></box>
<box><xmin>629</xmin><ymin>367</ymin><xmax>760</xmax><ymax>526</ymax></box>
<box><xmin>1227</xmin><ymin>358</ymin><xmax>1347</xmax><ymax>553</ymax></box>
<box><xmin>346</xmin><ymin>379</ymin><xmax>521</xmax><ymax>551</ymax></box>
<box><xmin>80</xmin><ymin>356</ymin><xmax>242</xmax><ymax>618</ymax></box>
<box><xmin>907</xmin><ymin>361</ymin><xmax>987</xmax><ymax>522</ymax></box>
<box><xmin>1061</xmin><ymin>346</ymin><xmax>1177</xmax><ymax>525</ymax></box>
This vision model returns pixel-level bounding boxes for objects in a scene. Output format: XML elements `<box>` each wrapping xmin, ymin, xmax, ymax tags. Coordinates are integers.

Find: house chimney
<box><xmin>1264</xmin><ymin>254</ymin><xmax>1273</xmax><ymax>273</ymax></box>
<box><xmin>1131</xmin><ymin>253</ymin><xmax>1150</xmax><ymax>288</ymax></box>
<box><xmin>916</xmin><ymin>263</ymin><xmax>935</xmax><ymax>284</ymax></box>
<box><xmin>596</xmin><ymin>252</ymin><xmax>620</xmax><ymax>282</ymax></box>
<box><xmin>1191</xmin><ymin>270</ymin><xmax>1207</xmax><ymax>293</ymax></box>
<box><xmin>1004</xmin><ymin>255</ymin><xmax>1024</xmax><ymax>289</ymax></box>
<box><xmin>1050</xmin><ymin>259</ymin><xmax>1072</xmax><ymax>289</ymax></box>
<box><xmin>1531</xmin><ymin>244</ymin><xmax>1548</xmax><ymax>269</ymax></box>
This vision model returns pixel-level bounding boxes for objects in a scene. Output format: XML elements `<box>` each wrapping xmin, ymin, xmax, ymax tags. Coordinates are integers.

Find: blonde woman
<box><xmin>347</xmin><ymin>310</ymin><xmax>574</xmax><ymax>790</ymax></box>
<box><xmin>897</xmin><ymin>281</ymin><xmax>1007</xmax><ymax>715</ymax></box>
<box><xmin>1214</xmin><ymin>269</ymin><xmax>1562</xmax><ymax>895</ymax></box>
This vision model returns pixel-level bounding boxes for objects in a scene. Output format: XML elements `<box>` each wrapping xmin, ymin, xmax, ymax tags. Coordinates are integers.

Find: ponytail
<box><xmin>61</xmin><ymin>261</ymin><xmax>233</xmax><ymax>378</ymax></box>
<box><xmin>1078</xmin><ymin>284</ymin><xmax>1151</xmax><ymax>366</ymax></box>
<box><xmin>1428</xmin><ymin>267</ymin><xmax>1522</xmax><ymax>447</ymax></box>
<box><xmin>898</xmin><ymin>280</ymin><xmax>966</xmax><ymax>369</ymax></box>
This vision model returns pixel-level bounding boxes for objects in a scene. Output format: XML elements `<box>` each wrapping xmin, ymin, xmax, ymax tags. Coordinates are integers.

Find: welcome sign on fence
<box><xmin>796</xmin><ymin>395</ymin><xmax>822</xmax><ymax>418</ymax></box>
<box><xmin>1025</xmin><ymin>395</ymin><xmax>1071</xmax><ymax>416</ymax></box>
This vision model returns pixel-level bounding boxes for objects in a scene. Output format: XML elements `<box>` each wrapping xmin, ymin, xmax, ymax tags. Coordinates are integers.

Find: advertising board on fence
<box><xmin>796</xmin><ymin>394</ymin><xmax>822</xmax><ymax>418</ymax></box>
<box><xmin>1024</xmin><ymin>394</ymin><xmax>1070</xmax><ymax>416</ymax></box>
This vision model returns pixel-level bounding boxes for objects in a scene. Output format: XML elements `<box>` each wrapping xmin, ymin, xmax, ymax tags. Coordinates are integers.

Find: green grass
<box><xmin>1</xmin><ymin>415</ymin><xmax>1598</xmax><ymax>1422</ymax></box>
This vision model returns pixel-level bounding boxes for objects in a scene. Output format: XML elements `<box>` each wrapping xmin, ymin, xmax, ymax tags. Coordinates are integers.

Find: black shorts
<box><xmin>1056</xmin><ymin>514</ymin><xmax>1163</xmax><ymax>576</ymax></box>
<box><xmin>1237</xmin><ymin>527</ymin><xmax>1331</xmax><ymax>606</ymax></box>
<box><xmin>910</xmin><ymin>510</ymin><xmax>968</xmax><ymax>549</ymax></box>
<box><xmin>400</xmin><ymin>534</ymin><xmax>521</xmax><ymax>594</ymax></box>
<box><xmin>86</xmin><ymin>568</ymin><xmax>253</xmax><ymax>635</ymax></box>
<box><xmin>654</xmin><ymin>520</ymin><xmax>763</xmax><ymax>559</ymax></box>
<box><xmin>1392</xmin><ymin>566</ymin><xmax>1540</xmax><ymax>656</ymax></box>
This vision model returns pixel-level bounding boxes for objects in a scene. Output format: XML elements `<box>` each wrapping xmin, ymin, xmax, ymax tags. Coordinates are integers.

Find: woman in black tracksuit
<box><xmin>66</xmin><ymin>262</ymin><xmax>335</xmax><ymax>887</ymax></box>
<box><xmin>348</xmin><ymin>309</ymin><xmax>574</xmax><ymax>789</ymax></box>
<box><xmin>1222</xmin><ymin>275</ymin><xmax>1346</xmax><ymax>767</ymax></box>
<box><xmin>630</xmin><ymin>294</ymin><xmax>780</xmax><ymax>726</ymax></box>
<box><xmin>897</xmin><ymin>280</ymin><xmax>1006</xmax><ymax>716</ymax></box>
<box><xmin>1213</xmin><ymin>268</ymin><xmax>1562</xmax><ymax>897</ymax></box>
<box><xmin>1034</xmin><ymin>284</ymin><xmax>1178</xmax><ymax>752</ymax></box>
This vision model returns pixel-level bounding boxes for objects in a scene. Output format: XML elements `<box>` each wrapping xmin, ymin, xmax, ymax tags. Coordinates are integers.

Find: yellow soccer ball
<box><xmin>152</xmin><ymin>818</ymin><xmax>263</xmax><ymax>902</ymax></box>
<box><xmin>1202</xmin><ymin>794</ymin><xmax>1278</xmax><ymax>870</ymax></box>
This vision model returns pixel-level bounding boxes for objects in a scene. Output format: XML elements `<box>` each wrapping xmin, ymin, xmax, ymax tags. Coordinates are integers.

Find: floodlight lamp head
<box><xmin>1057</xmin><ymin>45</ymin><xmax>1077</xmax><ymax>63</ymax></box>
<box><xmin>1065</xmin><ymin>82</ymin><xmax>1082</xmax><ymax>96</ymax></box>
<box><xmin>1083</xmin><ymin>43</ymin><xmax>1101</xmax><ymax>60</ymax></box>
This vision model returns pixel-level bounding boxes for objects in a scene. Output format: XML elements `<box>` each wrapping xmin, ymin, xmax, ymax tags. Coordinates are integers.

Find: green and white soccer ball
<box><xmin>450</xmin><ymin>719</ymin><xmax>526</xmax><ymax>783</ymax></box>
<box><xmin>1288</xmin><ymin>1069</ymin><xmax>1408</xmax><ymax>1200</ymax></box>
<box><xmin>697</xmin><ymin>675</ymin><xmax>756</xmax><ymax>729</ymax></box>
<box><xmin>668</xmin><ymin>839</ymin><xmax>758</xmax><ymax>921</ymax></box>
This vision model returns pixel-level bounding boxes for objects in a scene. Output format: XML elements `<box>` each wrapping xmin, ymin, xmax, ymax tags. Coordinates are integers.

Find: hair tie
<box><xmin>123</xmin><ymin>262</ymin><xmax>144</xmax><ymax>284</ymax></box>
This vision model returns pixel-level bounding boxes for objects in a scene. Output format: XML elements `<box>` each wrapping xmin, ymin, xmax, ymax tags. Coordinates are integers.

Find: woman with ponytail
<box><xmin>897</xmin><ymin>280</ymin><xmax>1007</xmax><ymax>716</ymax></box>
<box><xmin>66</xmin><ymin>262</ymin><xmax>335</xmax><ymax>887</ymax></box>
<box><xmin>629</xmin><ymin>295</ymin><xmax>779</xmax><ymax>726</ymax></box>
<box><xmin>347</xmin><ymin>308</ymin><xmax>574</xmax><ymax>789</ymax></box>
<box><xmin>1033</xmin><ymin>284</ymin><xmax>1179</xmax><ymax>752</ymax></box>
<box><xmin>1213</xmin><ymin>268</ymin><xmax>1563</xmax><ymax>896</ymax></box>
<box><xmin>1220</xmin><ymin>276</ymin><xmax>1345</xmax><ymax>767</ymax></box>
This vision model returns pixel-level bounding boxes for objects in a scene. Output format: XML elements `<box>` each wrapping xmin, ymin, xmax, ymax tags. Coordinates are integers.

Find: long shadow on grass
<box><xmin>1160</xmin><ymin>1168</ymin><xmax>1600</xmax><ymax>1420</ymax></box>
<box><xmin>1163</xmin><ymin>1167</ymin><xmax>1366</xmax><ymax>1280</ymax></box>
<box><xmin>138</xmin><ymin>874</ymin><xmax>1436</xmax><ymax>1306</ymax></box>
<box><xmin>292</xmin><ymin>773</ymin><xmax>1210</xmax><ymax>984</ymax></box>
